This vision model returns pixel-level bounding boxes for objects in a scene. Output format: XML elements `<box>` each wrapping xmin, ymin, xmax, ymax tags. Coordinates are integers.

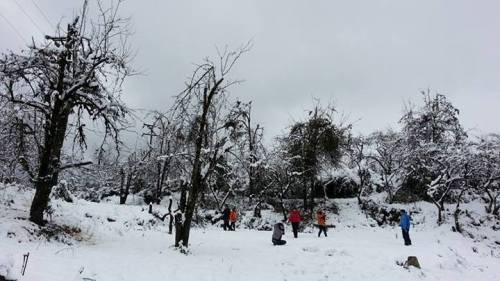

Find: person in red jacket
<box><xmin>288</xmin><ymin>207</ymin><xmax>301</xmax><ymax>238</ymax></box>
<box><xmin>229</xmin><ymin>207</ymin><xmax>238</xmax><ymax>231</ymax></box>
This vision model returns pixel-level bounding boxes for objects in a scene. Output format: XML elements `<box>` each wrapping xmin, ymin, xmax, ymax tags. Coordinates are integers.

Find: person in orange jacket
<box><xmin>229</xmin><ymin>207</ymin><xmax>238</xmax><ymax>231</ymax></box>
<box><xmin>316</xmin><ymin>209</ymin><xmax>327</xmax><ymax>237</ymax></box>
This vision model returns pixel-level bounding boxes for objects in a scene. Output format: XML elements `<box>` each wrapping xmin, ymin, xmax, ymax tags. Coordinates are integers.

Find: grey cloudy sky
<box><xmin>1</xmin><ymin>0</ymin><xmax>499</xmax><ymax>142</ymax></box>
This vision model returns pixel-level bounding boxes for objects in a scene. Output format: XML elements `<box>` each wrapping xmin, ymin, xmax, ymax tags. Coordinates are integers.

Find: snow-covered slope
<box><xmin>1</xmin><ymin>185</ymin><xmax>499</xmax><ymax>281</ymax></box>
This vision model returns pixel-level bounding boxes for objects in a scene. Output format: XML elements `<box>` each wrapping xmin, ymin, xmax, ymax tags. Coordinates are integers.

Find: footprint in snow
<box><xmin>302</xmin><ymin>246</ymin><xmax>319</xmax><ymax>253</ymax></box>
<box><xmin>324</xmin><ymin>249</ymin><xmax>337</xmax><ymax>256</ymax></box>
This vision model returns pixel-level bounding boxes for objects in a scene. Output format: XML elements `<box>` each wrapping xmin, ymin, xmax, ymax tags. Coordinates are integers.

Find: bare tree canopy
<box><xmin>0</xmin><ymin>0</ymin><xmax>134</xmax><ymax>225</ymax></box>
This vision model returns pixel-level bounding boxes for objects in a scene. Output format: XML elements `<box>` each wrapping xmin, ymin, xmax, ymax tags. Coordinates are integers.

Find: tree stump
<box><xmin>404</xmin><ymin>256</ymin><xmax>421</xmax><ymax>269</ymax></box>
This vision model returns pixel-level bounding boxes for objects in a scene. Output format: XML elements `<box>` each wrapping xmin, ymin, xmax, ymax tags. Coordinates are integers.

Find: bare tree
<box><xmin>0</xmin><ymin>0</ymin><xmax>134</xmax><ymax>224</ymax></box>
<box><xmin>171</xmin><ymin>44</ymin><xmax>250</xmax><ymax>248</ymax></box>
<box><xmin>227</xmin><ymin>100</ymin><xmax>265</xmax><ymax>201</ymax></box>
<box><xmin>426</xmin><ymin>144</ymin><xmax>474</xmax><ymax>224</ymax></box>
<box><xmin>345</xmin><ymin>136</ymin><xmax>371</xmax><ymax>204</ymax></box>
<box><xmin>142</xmin><ymin>112</ymin><xmax>184</xmax><ymax>203</ymax></box>
<box><xmin>365</xmin><ymin>130</ymin><xmax>406</xmax><ymax>203</ymax></box>
<box><xmin>265</xmin><ymin>145</ymin><xmax>298</xmax><ymax>221</ymax></box>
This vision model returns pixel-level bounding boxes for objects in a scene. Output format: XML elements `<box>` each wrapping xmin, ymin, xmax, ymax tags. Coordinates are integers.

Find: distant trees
<box><xmin>118</xmin><ymin>151</ymin><xmax>148</xmax><ymax>205</ymax></box>
<box><xmin>282</xmin><ymin>104</ymin><xmax>349</xmax><ymax>213</ymax></box>
<box><xmin>262</xmin><ymin>145</ymin><xmax>297</xmax><ymax>221</ymax></box>
<box><xmin>425</xmin><ymin>144</ymin><xmax>474</xmax><ymax>224</ymax></box>
<box><xmin>341</xmin><ymin>91</ymin><xmax>500</xmax><ymax>226</ymax></box>
<box><xmin>473</xmin><ymin>134</ymin><xmax>500</xmax><ymax>215</ymax></box>
<box><xmin>227</xmin><ymin>100</ymin><xmax>266</xmax><ymax>201</ymax></box>
<box><xmin>0</xmin><ymin>1</ymin><xmax>133</xmax><ymax>224</ymax></box>
<box><xmin>364</xmin><ymin>130</ymin><xmax>406</xmax><ymax>203</ymax></box>
<box><xmin>142</xmin><ymin>112</ymin><xmax>184</xmax><ymax>203</ymax></box>
<box><xmin>344</xmin><ymin>136</ymin><xmax>368</xmax><ymax>204</ymax></box>
<box><xmin>0</xmin><ymin>101</ymin><xmax>35</xmax><ymax>183</ymax></box>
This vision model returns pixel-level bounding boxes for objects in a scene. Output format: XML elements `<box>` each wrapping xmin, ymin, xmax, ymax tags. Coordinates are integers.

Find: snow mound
<box><xmin>0</xmin><ymin>184</ymin><xmax>169</xmax><ymax>244</ymax></box>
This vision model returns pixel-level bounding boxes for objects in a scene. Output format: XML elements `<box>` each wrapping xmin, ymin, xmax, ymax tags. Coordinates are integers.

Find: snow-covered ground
<box><xmin>1</xmin><ymin>185</ymin><xmax>499</xmax><ymax>281</ymax></box>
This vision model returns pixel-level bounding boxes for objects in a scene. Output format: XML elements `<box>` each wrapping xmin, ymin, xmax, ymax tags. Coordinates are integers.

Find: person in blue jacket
<box><xmin>399</xmin><ymin>209</ymin><xmax>411</xmax><ymax>246</ymax></box>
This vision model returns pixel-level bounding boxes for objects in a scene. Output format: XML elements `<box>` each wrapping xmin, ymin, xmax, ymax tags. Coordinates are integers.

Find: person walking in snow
<box><xmin>399</xmin><ymin>209</ymin><xmax>411</xmax><ymax>246</ymax></box>
<box><xmin>316</xmin><ymin>209</ymin><xmax>327</xmax><ymax>237</ymax></box>
<box><xmin>229</xmin><ymin>207</ymin><xmax>238</xmax><ymax>231</ymax></box>
<box><xmin>288</xmin><ymin>207</ymin><xmax>301</xmax><ymax>238</ymax></box>
<box><xmin>272</xmin><ymin>222</ymin><xmax>286</xmax><ymax>246</ymax></box>
<box><xmin>222</xmin><ymin>205</ymin><xmax>231</xmax><ymax>231</ymax></box>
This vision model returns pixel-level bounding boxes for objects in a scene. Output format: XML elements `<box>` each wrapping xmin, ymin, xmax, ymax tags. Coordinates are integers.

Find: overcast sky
<box><xmin>1</xmin><ymin>0</ymin><xmax>499</xmax><ymax>143</ymax></box>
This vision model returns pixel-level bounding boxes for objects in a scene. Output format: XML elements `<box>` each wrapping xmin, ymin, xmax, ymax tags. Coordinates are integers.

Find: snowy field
<box><xmin>1</xmin><ymin>186</ymin><xmax>500</xmax><ymax>281</ymax></box>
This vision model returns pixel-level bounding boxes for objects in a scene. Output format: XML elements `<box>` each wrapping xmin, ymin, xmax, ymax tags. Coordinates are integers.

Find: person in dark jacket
<box><xmin>222</xmin><ymin>205</ymin><xmax>231</xmax><ymax>231</ymax></box>
<box><xmin>288</xmin><ymin>207</ymin><xmax>301</xmax><ymax>238</ymax></box>
<box><xmin>272</xmin><ymin>222</ymin><xmax>286</xmax><ymax>246</ymax></box>
<box><xmin>399</xmin><ymin>209</ymin><xmax>411</xmax><ymax>246</ymax></box>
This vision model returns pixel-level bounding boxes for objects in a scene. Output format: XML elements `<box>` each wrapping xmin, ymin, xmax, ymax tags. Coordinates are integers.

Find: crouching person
<box><xmin>272</xmin><ymin>222</ymin><xmax>287</xmax><ymax>246</ymax></box>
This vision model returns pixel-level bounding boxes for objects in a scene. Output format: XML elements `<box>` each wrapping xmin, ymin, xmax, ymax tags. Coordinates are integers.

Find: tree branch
<box><xmin>59</xmin><ymin>161</ymin><xmax>93</xmax><ymax>171</ymax></box>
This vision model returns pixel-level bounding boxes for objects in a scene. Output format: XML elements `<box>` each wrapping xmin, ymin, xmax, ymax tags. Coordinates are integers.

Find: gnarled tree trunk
<box><xmin>29</xmin><ymin>105</ymin><xmax>70</xmax><ymax>225</ymax></box>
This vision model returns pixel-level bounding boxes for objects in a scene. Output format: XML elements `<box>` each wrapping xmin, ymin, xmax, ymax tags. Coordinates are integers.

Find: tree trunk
<box><xmin>385</xmin><ymin>176</ymin><xmax>394</xmax><ymax>203</ymax></box>
<box><xmin>434</xmin><ymin>201</ymin><xmax>443</xmax><ymax>225</ymax></box>
<box><xmin>30</xmin><ymin>181</ymin><xmax>54</xmax><ymax>225</ymax></box>
<box><xmin>155</xmin><ymin>161</ymin><xmax>162</xmax><ymax>203</ymax></box>
<box><xmin>309</xmin><ymin>178</ymin><xmax>315</xmax><ymax>215</ymax></box>
<box><xmin>454</xmin><ymin>208</ymin><xmax>462</xmax><ymax>233</ymax></box>
<box><xmin>174</xmin><ymin>213</ymin><xmax>183</xmax><ymax>247</ymax></box>
<box><xmin>29</xmin><ymin>108</ymin><xmax>70</xmax><ymax>225</ymax></box>
<box><xmin>493</xmin><ymin>194</ymin><xmax>500</xmax><ymax>216</ymax></box>
<box><xmin>120</xmin><ymin>172</ymin><xmax>132</xmax><ymax>204</ymax></box>
<box><xmin>179</xmin><ymin>182</ymin><xmax>187</xmax><ymax>212</ymax></box>
<box><xmin>485</xmin><ymin>190</ymin><xmax>494</xmax><ymax>213</ymax></box>
<box><xmin>119</xmin><ymin>168</ymin><xmax>125</xmax><ymax>204</ymax></box>
<box><xmin>248</xmin><ymin>167</ymin><xmax>254</xmax><ymax>202</ymax></box>
<box><xmin>247</xmin><ymin>116</ymin><xmax>255</xmax><ymax>202</ymax></box>
<box><xmin>156</xmin><ymin>160</ymin><xmax>170</xmax><ymax>203</ymax></box>
<box><xmin>454</xmin><ymin>188</ymin><xmax>469</xmax><ymax>233</ymax></box>
<box><xmin>167</xmin><ymin>197</ymin><xmax>174</xmax><ymax>234</ymax></box>
<box><xmin>454</xmin><ymin>198</ymin><xmax>462</xmax><ymax>233</ymax></box>
<box><xmin>179</xmin><ymin>162</ymin><xmax>202</xmax><ymax>247</ymax></box>
<box><xmin>302</xmin><ymin>179</ymin><xmax>308</xmax><ymax>210</ymax></box>
<box><xmin>253</xmin><ymin>202</ymin><xmax>262</xmax><ymax>218</ymax></box>
<box><xmin>357</xmin><ymin>182</ymin><xmax>365</xmax><ymax>205</ymax></box>
<box><xmin>280</xmin><ymin>196</ymin><xmax>287</xmax><ymax>222</ymax></box>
